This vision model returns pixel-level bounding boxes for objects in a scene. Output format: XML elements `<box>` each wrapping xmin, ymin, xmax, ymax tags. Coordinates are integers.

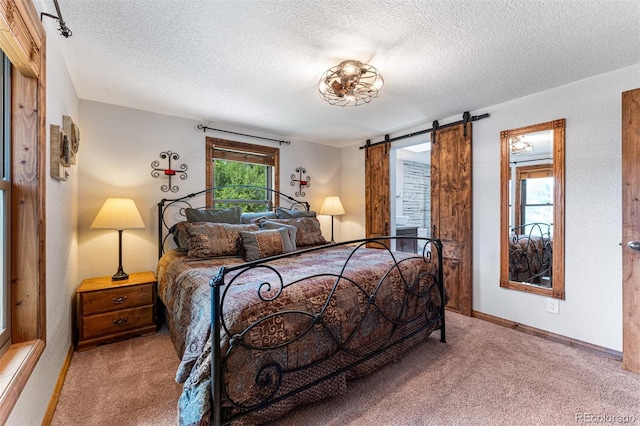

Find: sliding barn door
<box><xmin>622</xmin><ymin>88</ymin><xmax>640</xmax><ymax>373</ymax></box>
<box><xmin>431</xmin><ymin>123</ymin><xmax>473</xmax><ymax>316</ymax></box>
<box><xmin>365</xmin><ymin>142</ymin><xmax>390</xmax><ymax>246</ymax></box>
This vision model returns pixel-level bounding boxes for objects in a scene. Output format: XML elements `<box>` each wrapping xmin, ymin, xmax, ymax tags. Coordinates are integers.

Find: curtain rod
<box><xmin>197</xmin><ymin>124</ymin><xmax>291</xmax><ymax>145</ymax></box>
<box><xmin>40</xmin><ymin>0</ymin><xmax>72</xmax><ymax>37</ymax></box>
<box><xmin>359</xmin><ymin>111</ymin><xmax>489</xmax><ymax>150</ymax></box>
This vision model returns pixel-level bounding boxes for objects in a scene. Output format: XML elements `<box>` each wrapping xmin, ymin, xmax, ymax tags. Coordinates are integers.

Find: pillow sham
<box><xmin>258</xmin><ymin>219</ymin><xmax>297</xmax><ymax>250</ymax></box>
<box><xmin>185</xmin><ymin>206</ymin><xmax>242</xmax><ymax>224</ymax></box>
<box><xmin>169</xmin><ymin>221</ymin><xmax>189</xmax><ymax>250</ymax></box>
<box><xmin>240</xmin><ymin>227</ymin><xmax>295</xmax><ymax>261</ymax></box>
<box><xmin>183</xmin><ymin>222</ymin><xmax>258</xmax><ymax>259</ymax></box>
<box><xmin>271</xmin><ymin>217</ymin><xmax>327</xmax><ymax>247</ymax></box>
<box><xmin>275</xmin><ymin>207</ymin><xmax>316</xmax><ymax>219</ymax></box>
<box><xmin>240</xmin><ymin>211</ymin><xmax>277</xmax><ymax>224</ymax></box>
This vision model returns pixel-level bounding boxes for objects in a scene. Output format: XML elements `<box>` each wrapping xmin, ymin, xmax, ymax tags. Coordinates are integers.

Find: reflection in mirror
<box><xmin>500</xmin><ymin>119</ymin><xmax>565</xmax><ymax>299</ymax></box>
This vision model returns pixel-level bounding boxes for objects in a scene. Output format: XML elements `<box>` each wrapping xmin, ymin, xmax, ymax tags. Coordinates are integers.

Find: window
<box><xmin>515</xmin><ymin>164</ymin><xmax>553</xmax><ymax>235</ymax></box>
<box><xmin>0</xmin><ymin>51</ymin><xmax>10</xmax><ymax>354</ymax></box>
<box><xmin>0</xmin><ymin>0</ymin><xmax>47</xmax><ymax>420</ymax></box>
<box><xmin>205</xmin><ymin>138</ymin><xmax>280</xmax><ymax>212</ymax></box>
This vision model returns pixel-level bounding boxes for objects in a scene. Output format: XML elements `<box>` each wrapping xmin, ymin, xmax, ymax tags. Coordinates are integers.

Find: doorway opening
<box><xmin>390</xmin><ymin>141</ymin><xmax>431</xmax><ymax>253</ymax></box>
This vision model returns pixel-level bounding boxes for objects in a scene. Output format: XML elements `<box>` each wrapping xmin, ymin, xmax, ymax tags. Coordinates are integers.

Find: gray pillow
<box><xmin>259</xmin><ymin>219</ymin><xmax>297</xmax><ymax>250</ymax></box>
<box><xmin>240</xmin><ymin>211</ymin><xmax>277</xmax><ymax>224</ymax></box>
<box><xmin>185</xmin><ymin>206</ymin><xmax>242</xmax><ymax>224</ymax></box>
<box><xmin>240</xmin><ymin>228</ymin><xmax>295</xmax><ymax>261</ymax></box>
<box><xmin>169</xmin><ymin>221</ymin><xmax>189</xmax><ymax>250</ymax></box>
<box><xmin>276</xmin><ymin>207</ymin><xmax>316</xmax><ymax>219</ymax></box>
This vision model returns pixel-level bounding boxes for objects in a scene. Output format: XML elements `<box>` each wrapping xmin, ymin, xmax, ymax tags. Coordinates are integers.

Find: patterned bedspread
<box><xmin>157</xmin><ymin>245</ymin><xmax>445</xmax><ymax>425</ymax></box>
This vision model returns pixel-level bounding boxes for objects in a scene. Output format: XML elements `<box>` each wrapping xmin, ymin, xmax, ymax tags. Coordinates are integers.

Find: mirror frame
<box><xmin>500</xmin><ymin>119</ymin><xmax>565</xmax><ymax>299</ymax></box>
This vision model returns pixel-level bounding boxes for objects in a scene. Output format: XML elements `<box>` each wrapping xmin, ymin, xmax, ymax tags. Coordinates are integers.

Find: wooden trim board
<box><xmin>471</xmin><ymin>310</ymin><xmax>622</xmax><ymax>361</ymax></box>
<box><xmin>41</xmin><ymin>345</ymin><xmax>74</xmax><ymax>426</ymax></box>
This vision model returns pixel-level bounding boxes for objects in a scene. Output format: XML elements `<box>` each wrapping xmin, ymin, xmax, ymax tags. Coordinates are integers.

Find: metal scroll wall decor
<box><xmin>151</xmin><ymin>151</ymin><xmax>188</xmax><ymax>192</ymax></box>
<box><xmin>290</xmin><ymin>166</ymin><xmax>311</xmax><ymax>197</ymax></box>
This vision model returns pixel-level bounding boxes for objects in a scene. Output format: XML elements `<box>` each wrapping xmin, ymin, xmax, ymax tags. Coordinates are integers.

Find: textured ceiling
<box><xmin>40</xmin><ymin>0</ymin><xmax>640</xmax><ymax>147</ymax></box>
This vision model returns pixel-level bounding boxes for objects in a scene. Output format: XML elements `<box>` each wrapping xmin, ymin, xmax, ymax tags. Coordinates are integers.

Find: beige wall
<box><xmin>76</xmin><ymin>101</ymin><xmax>343</xmax><ymax>279</ymax></box>
<box><xmin>340</xmin><ymin>64</ymin><xmax>640</xmax><ymax>352</ymax></box>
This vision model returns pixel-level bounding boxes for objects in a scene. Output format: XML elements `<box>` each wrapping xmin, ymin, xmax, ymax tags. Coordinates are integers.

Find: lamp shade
<box><xmin>90</xmin><ymin>198</ymin><xmax>145</xmax><ymax>230</ymax></box>
<box><xmin>319</xmin><ymin>196</ymin><xmax>346</xmax><ymax>216</ymax></box>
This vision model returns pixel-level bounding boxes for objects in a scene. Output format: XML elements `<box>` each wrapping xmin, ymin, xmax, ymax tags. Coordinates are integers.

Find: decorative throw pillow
<box><xmin>240</xmin><ymin>211</ymin><xmax>277</xmax><ymax>224</ymax></box>
<box><xmin>275</xmin><ymin>207</ymin><xmax>316</xmax><ymax>219</ymax></box>
<box><xmin>169</xmin><ymin>221</ymin><xmax>189</xmax><ymax>250</ymax></box>
<box><xmin>240</xmin><ymin>228</ymin><xmax>295</xmax><ymax>261</ymax></box>
<box><xmin>271</xmin><ymin>218</ymin><xmax>327</xmax><ymax>247</ymax></box>
<box><xmin>184</xmin><ymin>222</ymin><xmax>258</xmax><ymax>259</ymax></box>
<box><xmin>185</xmin><ymin>206</ymin><xmax>242</xmax><ymax>224</ymax></box>
<box><xmin>258</xmin><ymin>219</ymin><xmax>298</xmax><ymax>250</ymax></box>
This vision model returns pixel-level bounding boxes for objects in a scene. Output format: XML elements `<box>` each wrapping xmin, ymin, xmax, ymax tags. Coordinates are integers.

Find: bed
<box><xmin>508</xmin><ymin>222</ymin><xmax>552</xmax><ymax>286</ymax></box>
<box><xmin>156</xmin><ymin>186</ymin><xmax>448</xmax><ymax>425</ymax></box>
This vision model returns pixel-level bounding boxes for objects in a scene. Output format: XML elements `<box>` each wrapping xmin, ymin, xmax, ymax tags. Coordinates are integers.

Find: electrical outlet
<box><xmin>546</xmin><ymin>298</ymin><xmax>559</xmax><ymax>314</ymax></box>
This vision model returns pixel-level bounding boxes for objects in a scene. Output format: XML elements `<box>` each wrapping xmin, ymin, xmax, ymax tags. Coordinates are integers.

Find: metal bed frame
<box><xmin>157</xmin><ymin>186</ymin><xmax>447</xmax><ymax>425</ymax></box>
<box><xmin>509</xmin><ymin>222</ymin><xmax>553</xmax><ymax>286</ymax></box>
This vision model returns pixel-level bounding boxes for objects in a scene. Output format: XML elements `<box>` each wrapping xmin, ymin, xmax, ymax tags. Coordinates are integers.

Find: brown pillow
<box><xmin>183</xmin><ymin>222</ymin><xmax>258</xmax><ymax>259</ymax></box>
<box><xmin>240</xmin><ymin>228</ymin><xmax>295</xmax><ymax>261</ymax></box>
<box><xmin>270</xmin><ymin>218</ymin><xmax>327</xmax><ymax>247</ymax></box>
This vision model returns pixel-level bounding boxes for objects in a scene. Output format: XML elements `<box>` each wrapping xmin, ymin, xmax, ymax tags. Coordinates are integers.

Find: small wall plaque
<box><xmin>50</xmin><ymin>124</ymin><xmax>68</xmax><ymax>181</ymax></box>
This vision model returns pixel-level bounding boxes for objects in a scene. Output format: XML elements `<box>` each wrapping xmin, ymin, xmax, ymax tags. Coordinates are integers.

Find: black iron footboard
<box><xmin>209</xmin><ymin>237</ymin><xmax>446</xmax><ymax>425</ymax></box>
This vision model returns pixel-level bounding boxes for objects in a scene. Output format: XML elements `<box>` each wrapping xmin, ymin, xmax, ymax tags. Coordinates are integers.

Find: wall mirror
<box><xmin>500</xmin><ymin>119</ymin><xmax>565</xmax><ymax>299</ymax></box>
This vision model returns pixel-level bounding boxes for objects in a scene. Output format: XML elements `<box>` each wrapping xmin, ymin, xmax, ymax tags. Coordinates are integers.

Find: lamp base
<box><xmin>112</xmin><ymin>229</ymin><xmax>129</xmax><ymax>281</ymax></box>
<box><xmin>111</xmin><ymin>268</ymin><xmax>129</xmax><ymax>281</ymax></box>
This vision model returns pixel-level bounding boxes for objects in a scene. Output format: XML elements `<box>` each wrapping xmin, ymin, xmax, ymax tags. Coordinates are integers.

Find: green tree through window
<box><xmin>206</xmin><ymin>137</ymin><xmax>280</xmax><ymax>213</ymax></box>
<box><xmin>213</xmin><ymin>160</ymin><xmax>271</xmax><ymax>212</ymax></box>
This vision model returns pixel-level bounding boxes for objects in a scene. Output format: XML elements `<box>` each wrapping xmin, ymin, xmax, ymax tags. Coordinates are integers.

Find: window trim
<box><xmin>205</xmin><ymin>137</ymin><xmax>280</xmax><ymax>208</ymax></box>
<box><xmin>514</xmin><ymin>164</ymin><xmax>553</xmax><ymax>230</ymax></box>
<box><xmin>0</xmin><ymin>51</ymin><xmax>11</xmax><ymax>353</ymax></box>
<box><xmin>0</xmin><ymin>0</ymin><xmax>47</xmax><ymax>422</ymax></box>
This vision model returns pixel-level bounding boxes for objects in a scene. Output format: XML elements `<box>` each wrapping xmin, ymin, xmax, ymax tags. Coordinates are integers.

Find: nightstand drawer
<box><xmin>80</xmin><ymin>283</ymin><xmax>154</xmax><ymax>315</ymax></box>
<box><xmin>81</xmin><ymin>305</ymin><xmax>154</xmax><ymax>340</ymax></box>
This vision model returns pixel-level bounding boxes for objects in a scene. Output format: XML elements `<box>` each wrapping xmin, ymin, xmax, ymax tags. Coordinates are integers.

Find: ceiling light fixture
<box><xmin>509</xmin><ymin>136</ymin><xmax>534</xmax><ymax>156</ymax></box>
<box><xmin>318</xmin><ymin>60</ymin><xmax>384</xmax><ymax>107</ymax></box>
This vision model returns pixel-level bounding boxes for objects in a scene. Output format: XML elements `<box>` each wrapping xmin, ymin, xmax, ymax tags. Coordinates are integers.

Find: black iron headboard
<box><xmin>157</xmin><ymin>185</ymin><xmax>310</xmax><ymax>258</ymax></box>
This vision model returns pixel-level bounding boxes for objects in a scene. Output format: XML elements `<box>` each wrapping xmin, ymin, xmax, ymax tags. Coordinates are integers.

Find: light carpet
<box><xmin>51</xmin><ymin>312</ymin><xmax>640</xmax><ymax>425</ymax></box>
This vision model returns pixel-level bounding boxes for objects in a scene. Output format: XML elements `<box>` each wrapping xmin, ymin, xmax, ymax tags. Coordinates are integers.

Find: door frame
<box><xmin>622</xmin><ymin>88</ymin><xmax>640</xmax><ymax>373</ymax></box>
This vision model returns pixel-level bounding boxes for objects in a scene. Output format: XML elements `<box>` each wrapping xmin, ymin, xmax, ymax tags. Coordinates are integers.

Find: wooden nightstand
<box><xmin>76</xmin><ymin>271</ymin><xmax>157</xmax><ymax>351</ymax></box>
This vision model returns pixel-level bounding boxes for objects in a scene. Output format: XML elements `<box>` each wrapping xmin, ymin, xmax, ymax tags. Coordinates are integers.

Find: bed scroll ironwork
<box><xmin>509</xmin><ymin>222</ymin><xmax>552</xmax><ymax>286</ymax></box>
<box><xmin>156</xmin><ymin>186</ymin><xmax>447</xmax><ymax>425</ymax></box>
<box><xmin>209</xmin><ymin>237</ymin><xmax>446</xmax><ymax>425</ymax></box>
<box><xmin>157</xmin><ymin>184</ymin><xmax>310</xmax><ymax>258</ymax></box>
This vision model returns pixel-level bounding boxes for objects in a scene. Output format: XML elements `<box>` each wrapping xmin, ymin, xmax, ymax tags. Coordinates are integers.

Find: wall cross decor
<box><xmin>290</xmin><ymin>166</ymin><xmax>311</xmax><ymax>197</ymax></box>
<box><xmin>151</xmin><ymin>151</ymin><xmax>188</xmax><ymax>192</ymax></box>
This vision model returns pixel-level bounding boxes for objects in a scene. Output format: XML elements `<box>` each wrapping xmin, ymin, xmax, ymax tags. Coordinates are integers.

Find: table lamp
<box><xmin>319</xmin><ymin>196</ymin><xmax>346</xmax><ymax>243</ymax></box>
<box><xmin>91</xmin><ymin>197</ymin><xmax>145</xmax><ymax>280</ymax></box>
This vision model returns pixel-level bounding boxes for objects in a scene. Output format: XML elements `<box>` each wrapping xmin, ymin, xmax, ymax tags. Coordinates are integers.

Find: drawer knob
<box><xmin>112</xmin><ymin>296</ymin><xmax>128</xmax><ymax>304</ymax></box>
<box><xmin>113</xmin><ymin>317</ymin><xmax>128</xmax><ymax>326</ymax></box>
